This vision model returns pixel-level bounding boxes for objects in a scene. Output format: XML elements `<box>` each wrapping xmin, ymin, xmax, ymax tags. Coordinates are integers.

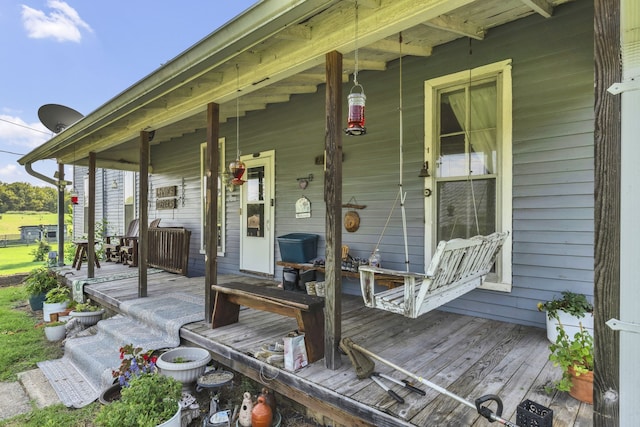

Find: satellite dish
<box><xmin>38</xmin><ymin>104</ymin><xmax>83</xmax><ymax>133</ymax></box>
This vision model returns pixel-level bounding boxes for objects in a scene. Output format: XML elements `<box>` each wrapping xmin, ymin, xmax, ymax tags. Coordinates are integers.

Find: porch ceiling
<box><xmin>19</xmin><ymin>0</ymin><xmax>577</xmax><ymax>171</ymax></box>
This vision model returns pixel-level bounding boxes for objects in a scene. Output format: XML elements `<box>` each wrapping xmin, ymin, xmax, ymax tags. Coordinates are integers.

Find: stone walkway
<box><xmin>0</xmin><ymin>369</ymin><xmax>61</xmax><ymax>421</ymax></box>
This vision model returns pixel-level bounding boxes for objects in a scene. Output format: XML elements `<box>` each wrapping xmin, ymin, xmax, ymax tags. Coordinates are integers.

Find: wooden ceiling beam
<box><xmin>520</xmin><ymin>0</ymin><xmax>553</xmax><ymax>18</ymax></box>
<box><xmin>342</xmin><ymin>58</ymin><xmax>387</xmax><ymax>71</ymax></box>
<box><xmin>267</xmin><ymin>84</ymin><xmax>318</xmax><ymax>94</ymax></box>
<box><xmin>423</xmin><ymin>14</ymin><xmax>486</xmax><ymax>40</ymax></box>
<box><xmin>366</xmin><ymin>38</ymin><xmax>432</xmax><ymax>56</ymax></box>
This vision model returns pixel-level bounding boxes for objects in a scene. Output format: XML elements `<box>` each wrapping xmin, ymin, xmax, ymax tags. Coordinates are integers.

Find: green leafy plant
<box><xmin>537</xmin><ymin>291</ymin><xmax>593</xmax><ymax>320</ymax></box>
<box><xmin>547</xmin><ymin>321</ymin><xmax>593</xmax><ymax>392</ymax></box>
<box><xmin>72</xmin><ymin>301</ymin><xmax>102</xmax><ymax>312</ymax></box>
<box><xmin>31</xmin><ymin>238</ymin><xmax>52</xmax><ymax>262</ymax></box>
<box><xmin>23</xmin><ymin>267</ymin><xmax>59</xmax><ymax>296</ymax></box>
<box><xmin>44</xmin><ymin>286</ymin><xmax>70</xmax><ymax>304</ymax></box>
<box><xmin>95</xmin><ymin>373</ymin><xmax>181</xmax><ymax>427</ymax></box>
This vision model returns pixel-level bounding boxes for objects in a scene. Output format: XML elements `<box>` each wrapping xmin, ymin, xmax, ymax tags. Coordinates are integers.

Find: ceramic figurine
<box><xmin>238</xmin><ymin>391</ymin><xmax>253</xmax><ymax>427</ymax></box>
<box><xmin>251</xmin><ymin>395</ymin><xmax>273</xmax><ymax>427</ymax></box>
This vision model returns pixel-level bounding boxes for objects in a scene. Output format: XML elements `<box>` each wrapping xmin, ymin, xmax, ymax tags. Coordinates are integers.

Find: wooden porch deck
<box><xmin>61</xmin><ymin>263</ymin><xmax>593</xmax><ymax>426</ymax></box>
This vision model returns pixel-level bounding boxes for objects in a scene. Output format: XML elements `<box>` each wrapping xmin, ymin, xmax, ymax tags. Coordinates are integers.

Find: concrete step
<box><xmin>0</xmin><ymin>369</ymin><xmax>62</xmax><ymax>421</ymax></box>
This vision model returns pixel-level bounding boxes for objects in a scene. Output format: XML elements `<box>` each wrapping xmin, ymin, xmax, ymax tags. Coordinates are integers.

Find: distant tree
<box><xmin>0</xmin><ymin>181</ymin><xmax>58</xmax><ymax>213</ymax></box>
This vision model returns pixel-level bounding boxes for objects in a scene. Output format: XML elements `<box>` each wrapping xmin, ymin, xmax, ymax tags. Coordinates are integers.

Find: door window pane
<box><xmin>246</xmin><ymin>204</ymin><xmax>264</xmax><ymax>237</ymax></box>
<box><xmin>246</xmin><ymin>167</ymin><xmax>264</xmax><ymax>202</ymax></box>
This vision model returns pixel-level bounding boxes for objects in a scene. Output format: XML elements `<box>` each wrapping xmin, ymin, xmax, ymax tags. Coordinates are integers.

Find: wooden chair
<box><xmin>120</xmin><ymin>219</ymin><xmax>161</xmax><ymax>266</ymax></box>
<box><xmin>103</xmin><ymin>219</ymin><xmax>139</xmax><ymax>262</ymax></box>
<box><xmin>359</xmin><ymin>231</ymin><xmax>509</xmax><ymax>318</ymax></box>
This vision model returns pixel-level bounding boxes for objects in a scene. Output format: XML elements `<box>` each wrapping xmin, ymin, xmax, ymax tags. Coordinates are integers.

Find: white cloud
<box><xmin>0</xmin><ymin>164</ymin><xmax>19</xmax><ymax>179</ymax></box>
<box><xmin>0</xmin><ymin>114</ymin><xmax>50</xmax><ymax>151</ymax></box>
<box><xmin>22</xmin><ymin>0</ymin><xmax>92</xmax><ymax>43</ymax></box>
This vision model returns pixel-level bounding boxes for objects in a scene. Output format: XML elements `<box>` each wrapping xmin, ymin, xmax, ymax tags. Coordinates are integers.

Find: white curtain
<box><xmin>445</xmin><ymin>82</ymin><xmax>497</xmax><ymax>174</ymax></box>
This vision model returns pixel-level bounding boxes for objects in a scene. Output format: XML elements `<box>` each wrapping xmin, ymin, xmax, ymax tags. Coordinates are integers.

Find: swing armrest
<box><xmin>358</xmin><ymin>265</ymin><xmax>428</xmax><ymax>279</ymax></box>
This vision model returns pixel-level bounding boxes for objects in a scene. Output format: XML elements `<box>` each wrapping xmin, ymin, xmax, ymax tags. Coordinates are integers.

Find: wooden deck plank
<box><xmin>61</xmin><ymin>263</ymin><xmax>591</xmax><ymax>427</ymax></box>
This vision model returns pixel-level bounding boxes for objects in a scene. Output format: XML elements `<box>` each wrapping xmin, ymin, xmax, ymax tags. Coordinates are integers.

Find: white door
<box><xmin>239</xmin><ymin>150</ymin><xmax>275</xmax><ymax>275</ymax></box>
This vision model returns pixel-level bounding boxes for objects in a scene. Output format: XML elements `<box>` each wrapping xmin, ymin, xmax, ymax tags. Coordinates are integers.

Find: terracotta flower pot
<box><xmin>568</xmin><ymin>367</ymin><xmax>593</xmax><ymax>404</ymax></box>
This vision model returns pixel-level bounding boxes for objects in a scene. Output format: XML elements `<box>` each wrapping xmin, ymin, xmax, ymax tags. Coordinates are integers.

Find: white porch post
<box><xmin>617</xmin><ymin>0</ymin><xmax>640</xmax><ymax>423</ymax></box>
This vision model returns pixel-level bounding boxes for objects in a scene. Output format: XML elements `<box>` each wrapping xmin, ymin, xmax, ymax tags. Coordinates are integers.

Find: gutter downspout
<box><xmin>25</xmin><ymin>162</ymin><xmax>69</xmax><ymax>267</ymax></box>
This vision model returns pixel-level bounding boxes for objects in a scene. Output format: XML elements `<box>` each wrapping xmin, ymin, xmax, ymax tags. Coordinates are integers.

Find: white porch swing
<box><xmin>359</xmin><ymin>36</ymin><xmax>509</xmax><ymax>319</ymax></box>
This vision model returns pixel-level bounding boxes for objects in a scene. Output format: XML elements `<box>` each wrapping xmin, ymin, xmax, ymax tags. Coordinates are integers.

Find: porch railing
<box><xmin>147</xmin><ymin>227</ymin><xmax>191</xmax><ymax>276</ymax></box>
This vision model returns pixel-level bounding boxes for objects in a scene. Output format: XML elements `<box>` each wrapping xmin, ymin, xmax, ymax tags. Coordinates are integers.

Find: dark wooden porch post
<box><xmin>324</xmin><ymin>50</ymin><xmax>343</xmax><ymax>369</ymax></box>
<box><xmin>138</xmin><ymin>131</ymin><xmax>150</xmax><ymax>297</ymax></box>
<box><xmin>594</xmin><ymin>0</ymin><xmax>621</xmax><ymax>424</ymax></box>
<box><xmin>205</xmin><ymin>103</ymin><xmax>220</xmax><ymax>323</ymax></box>
<box><xmin>57</xmin><ymin>163</ymin><xmax>65</xmax><ymax>266</ymax></box>
<box><xmin>87</xmin><ymin>152</ymin><xmax>96</xmax><ymax>278</ymax></box>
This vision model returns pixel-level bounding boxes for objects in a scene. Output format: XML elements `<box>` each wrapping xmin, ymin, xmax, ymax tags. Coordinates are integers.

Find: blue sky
<box><xmin>0</xmin><ymin>0</ymin><xmax>257</xmax><ymax>187</ymax></box>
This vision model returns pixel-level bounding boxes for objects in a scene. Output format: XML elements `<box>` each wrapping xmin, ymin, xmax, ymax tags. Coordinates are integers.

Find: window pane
<box><xmin>440</xmin><ymin>88</ymin><xmax>465</xmax><ymax>134</ymax></box>
<box><xmin>436</xmin><ymin>178</ymin><xmax>496</xmax><ymax>241</ymax></box>
<box><xmin>246</xmin><ymin>166</ymin><xmax>264</xmax><ymax>202</ymax></box>
<box><xmin>438</xmin><ymin>134</ymin><xmax>466</xmax><ymax>178</ymax></box>
<box><xmin>469</xmin><ymin>129</ymin><xmax>497</xmax><ymax>175</ymax></box>
<box><xmin>246</xmin><ymin>204</ymin><xmax>264</xmax><ymax>237</ymax></box>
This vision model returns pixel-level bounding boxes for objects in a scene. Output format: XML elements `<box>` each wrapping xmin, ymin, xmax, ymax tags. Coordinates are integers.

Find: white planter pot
<box><xmin>546</xmin><ymin>310</ymin><xmax>594</xmax><ymax>343</ymax></box>
<box><xmin>43</xmin><ymin>301</ymin><xmax>69</xmax><ymax>322</ymax></box>
<box><xmin>157</xmin><ymin>347</ymin><xmax>211</xmax><ymax>388</ymax></box>
<box><xmin>69</xmin><ymin>309</ymin><xmax>105</xmax><ymax>326</ymax></box>
<box><xmin>157</xmin><ymin>404</ymin><xmax>181</xmax><ymax>427</ymax></box>
<box><xmin>44</xmin><ymin>324</ymin><xmax>66</xmax><ymax>341</ymax></box>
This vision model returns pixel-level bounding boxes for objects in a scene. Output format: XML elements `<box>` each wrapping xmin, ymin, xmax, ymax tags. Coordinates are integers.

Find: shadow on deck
<box><xmin>59</xmin><ymin>263</ymin><xmax>593</xmax><ymax>427</ymax></box>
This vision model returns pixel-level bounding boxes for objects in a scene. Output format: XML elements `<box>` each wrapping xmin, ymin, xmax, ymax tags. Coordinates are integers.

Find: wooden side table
<box><xmin>72</xmin><ymin>241</ymin><xmax>101</xmax><ymax>270</ymax></box>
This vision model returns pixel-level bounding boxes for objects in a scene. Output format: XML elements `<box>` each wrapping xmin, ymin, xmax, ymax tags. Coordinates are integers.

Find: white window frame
<box><xmin>200</xmin><ymin>138</ymin><xmax>226</xmax><ymax>256</ymax></box>
<box><xmin>424</xmin><ymin>59</ymin><xmax>512</xmax><ymax>292</ymax></box>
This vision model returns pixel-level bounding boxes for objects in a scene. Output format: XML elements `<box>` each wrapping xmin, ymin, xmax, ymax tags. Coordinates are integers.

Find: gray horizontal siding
<box><xmin>74</xmin><ymin>0</ymin><xmax>595</xmax><ymax>330</ymax></box>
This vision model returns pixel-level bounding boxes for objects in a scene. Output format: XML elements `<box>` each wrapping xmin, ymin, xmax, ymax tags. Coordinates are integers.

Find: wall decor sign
<box><xmin>156</xmin><ymin>186</ymin><xmax>177</xmax><ymax>198</ymax></box>
<box><xmin>295</xmin><ymin>196</ymin><xmax>311</xmax><ymax>218</ymax></box>
<box><xmin>156</xmin><ymin>185</ymin><xmax>177</xmax><ymax>209</ymax></box>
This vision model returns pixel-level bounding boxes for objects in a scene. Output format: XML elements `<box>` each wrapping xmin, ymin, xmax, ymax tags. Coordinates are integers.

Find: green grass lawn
<box><xmin>0</xmin><ymin>244</ymin><xmax>59</xmax><ymax>276</ymax></box>
<box><xmin>0</xmin><ymin>212</ymin><xmax>58</xmax><ymax>235</ymax></box>
<box><xmin>0</xmin><ymin>211</ymin><xmax>64</xmax><ymax>276</ymax></box>
<box><xmin>0</xmin><ymin>285</ymin><xmax>63</xmax><ymax>381</ymax></box>
<box><xmin>0</xmin><ymin>284</ymin><xmax>101</xmax><ymax>426</ymax></box>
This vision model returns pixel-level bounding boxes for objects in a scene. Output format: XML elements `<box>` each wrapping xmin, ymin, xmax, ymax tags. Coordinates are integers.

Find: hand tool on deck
<box><xmin>372</xmin><ymin>372</ymin><xmax>426</xmax><ymax>396</ymax></box>
<box><xmin>370</xmin><ymin>373</ymin><xmax>405</xmax><ymax>404</ymax></box>
<box><xmin>340</xmin><ymin>337</ymin><xmax>520</xmax><ymax>427</ymax></box>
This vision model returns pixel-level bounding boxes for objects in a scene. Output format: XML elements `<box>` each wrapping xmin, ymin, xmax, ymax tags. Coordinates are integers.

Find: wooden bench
<box><xmin>276</xmin><ymin>261</ymin><xmax>404</xmax><ymax>288</ymax></box>
<box><xmin>147</xmin><ymin>227</ymin><xmax>191</xmax><ymax>275</ymax></box>
<box><xmin>211</xmin><ymin>282</ymin><xmax>325</xmax><ymax>363</ymax></box>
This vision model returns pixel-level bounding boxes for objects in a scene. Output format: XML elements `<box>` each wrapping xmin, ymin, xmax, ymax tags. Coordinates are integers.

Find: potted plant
<box><xmin>537</xmin><ymin>291</ymin><xmax>593</xmax><ymax>342</ymax></box>
<box><xmin>43</xmin><ymin>321</ymin><xmax>67</xmax><ymax>341</ymax></box>
<box><xmin>43</xmin><ymin>285</ymin><xmax>71</xmax><ymax>322</ymax></box>
<box><xmin>156</xmin><ymin>347</ymin><xmax>211</xmax><ymax>391</ymax></box>
<box><xmin>69</xmin><ymin>301</ymin><xmax>105</xmax><ymax>326</ymax></box>
<box><xmin>95</xmin><ymin>373</ymin><xmax>182</xmax><ymax>427</ymax></box>
<box><xmin>23</xmin><ymin>267</ymin><xmax>59</xmax><ymax>311</ymax></box>
<box><xmin>547</xmin><ymin>321</ymin><xmax>594</xmax><ymax>404</ymax></box>
<box><xmin>100</xmin><ymin>344</ymin><xmax>159</xmax><ymax>404</ymax></box>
